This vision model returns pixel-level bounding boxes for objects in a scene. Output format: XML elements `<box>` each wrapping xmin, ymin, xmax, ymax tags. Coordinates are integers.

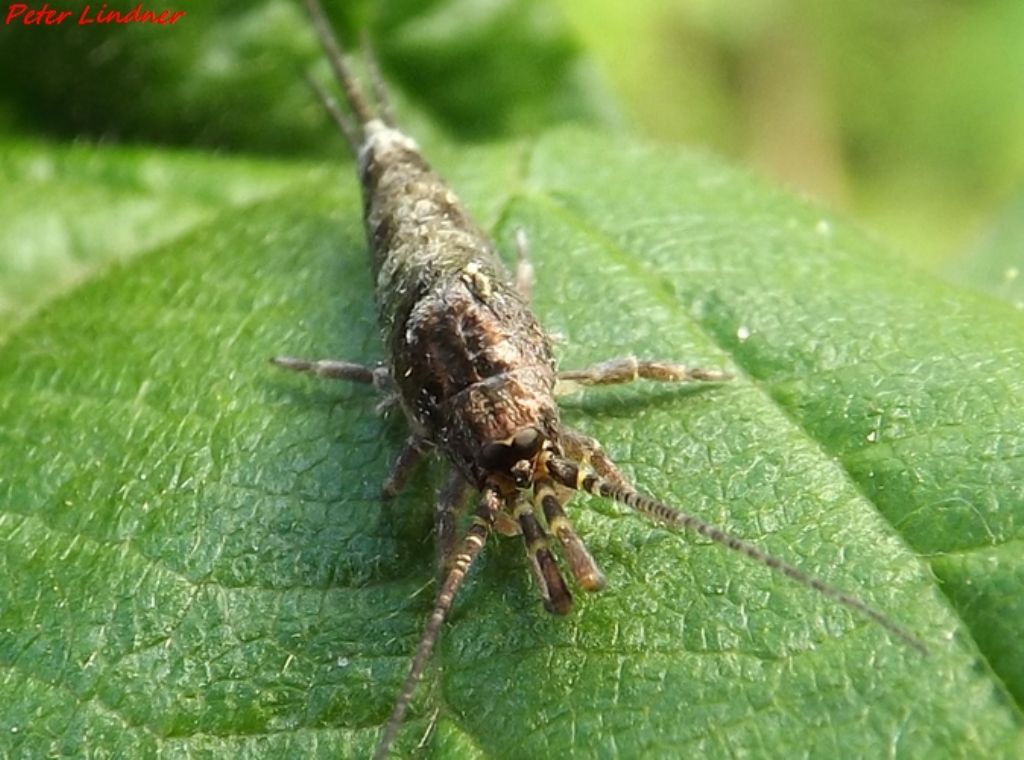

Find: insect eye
<box><xmin>512</xmin><ymin>427</ymin><xmax>542</xmax><ymax>457</ymax></box>
<box><xmin>478</xmin><ymin>428</ymin><xmax>543</xmax><ymax>473</ymax></box>
<box><xmin>478</xmin><ymin>442</ymin><xmax>514</xmax><ymax>471</ymax></box>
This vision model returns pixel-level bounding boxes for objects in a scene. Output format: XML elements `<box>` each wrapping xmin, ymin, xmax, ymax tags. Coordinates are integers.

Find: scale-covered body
<box><xmin>360</xmin><ymin>123</ymin><xmax>560</xmax><ymax>488</ymax></box>
<box><xmin>277</xmin><ymin>3</ymin><xmax>926</xmax><ymax>756</ymax></box>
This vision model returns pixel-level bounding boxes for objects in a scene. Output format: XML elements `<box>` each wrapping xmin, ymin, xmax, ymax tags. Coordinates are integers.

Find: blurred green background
<box><xmin>1</xmin><ymin>0</ymin><xmax>1021</xmax><ymax>298</ymax></box>
<box><xmin>556</xmin><ymin>0</ymin><xmax>1024</xmax><ymax>283</ymax></box>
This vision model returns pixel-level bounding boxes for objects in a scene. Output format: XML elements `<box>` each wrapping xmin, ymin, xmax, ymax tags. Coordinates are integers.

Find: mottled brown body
<box><xmin>359</xmin><ymin>124</ymin><xmax>560</xmax><ymax>487</ymax></box>
<box><xmin>277</xmin><ymin>3</ymin><xmax>926</xmax><ymax>757</ymax></box>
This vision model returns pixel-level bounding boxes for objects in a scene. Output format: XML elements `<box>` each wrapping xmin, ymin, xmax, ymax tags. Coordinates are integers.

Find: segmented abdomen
<box><xmin>358</xmin><ymin>122</ymin><xmax>559</xmax><ymax>483</ymax></box>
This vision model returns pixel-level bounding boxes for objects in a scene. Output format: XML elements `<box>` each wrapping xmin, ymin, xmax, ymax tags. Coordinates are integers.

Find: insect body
<box><xmin>277</xmin><ymin>2</ymin><xmax>926</xmax><ymax>756</ymax></box>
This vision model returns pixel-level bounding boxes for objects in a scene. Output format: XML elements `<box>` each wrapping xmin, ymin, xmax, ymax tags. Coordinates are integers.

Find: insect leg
<box><xmin>381</xmin><ymin>435</ymin><xmax>431</xmax><ymax>499</ymax></box>
<box><xmin>513</xmin><ymin>228</ymin><xmax>534</xmax><ymax>300</ymax></box>
<box><xmin>560</xmin><ymin>426</ymin><xmax>630</xmax><ymax>490</ymax></box>
<box><xmin>543</xmin><ymin>452</ymin><xmax>929</xmax><ymax>655</ymax></box>
<box><xmin>513</xmin><ymin>494</ymin><xmax>573</xmax><ymax>614</ymax></box>
<box><xmin>557</xmin><ymin>356</ymin><xmax>732</xmax><ymax>393</ymax></box>
<box><xmin>271</xmin><ymin>356</ymin><xmax>394</xmax><ymax>391</ymax></box>
<box><xmin>374</xmin><ymin>486</ymin><xmax>500</xmax><ymax>760</ymax></box>
<box><xmin>534</xmin><ymin>476</ymin><xmax>606</xmax><ymax>591</ymax></box>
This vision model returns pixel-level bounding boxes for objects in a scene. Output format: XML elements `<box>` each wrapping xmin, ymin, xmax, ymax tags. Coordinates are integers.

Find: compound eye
<box><xmin>511</xmin><ymin>427</ymin><xmax>542</xmax><ymax>459</ymax></box>
<box><xmin>477</xmin><ymin>428</ymin><xmax>544</xmax><ymax>475</ymax></box>
<box><xmin>479</xmin><ymin>442</ymin><xmax>513</xmax><ymax>472</ymax></box>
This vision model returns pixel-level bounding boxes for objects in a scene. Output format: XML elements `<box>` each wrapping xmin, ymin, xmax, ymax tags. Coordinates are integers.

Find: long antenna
<box><xmin>374</xmin><ymin>487</ymin><xmax>500</xmax><ymax>760</ymax></box>
<box><xmin>546</xmin><ymin>455</ymin><xmax>929</xmax><ymax>656</ymax></box>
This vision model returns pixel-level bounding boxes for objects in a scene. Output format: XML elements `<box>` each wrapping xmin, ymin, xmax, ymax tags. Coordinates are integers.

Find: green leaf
<box><xmin>0</xmin><ymin>138</ymin><xmax>310</xmax><ymax>332</ymax></box>
<box><xmin>2</xmin><ymin>132</ymin><xmax>1022</xmax><ymax>758</ymax></box>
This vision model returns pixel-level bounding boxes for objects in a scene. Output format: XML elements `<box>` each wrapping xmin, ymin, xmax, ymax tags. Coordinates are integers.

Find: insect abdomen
<box><xmin>359</xmin><ymin>123</ymin><xmax>492</xmax><ymax>339</ymax></box>
<box><xmin>357</xmin><ymin>122</ymin><xmax>559</xmax><ymax>483</ymax></box>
